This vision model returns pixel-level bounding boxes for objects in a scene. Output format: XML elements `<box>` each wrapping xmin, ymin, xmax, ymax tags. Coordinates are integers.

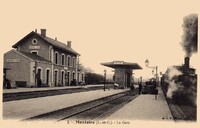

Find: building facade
<box><xmin>3</xmin><ymin>29</ymin><xmax>84</xmax><ymax>88</ymax></box>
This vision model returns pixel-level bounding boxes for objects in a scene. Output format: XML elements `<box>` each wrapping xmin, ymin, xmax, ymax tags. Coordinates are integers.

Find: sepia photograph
<box><xmin>0</xmin><ymin>0</ymin><xmax>199</xmax><ymax>128</ymax></box>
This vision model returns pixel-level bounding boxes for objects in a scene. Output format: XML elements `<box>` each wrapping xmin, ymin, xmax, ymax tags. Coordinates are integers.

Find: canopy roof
<box><xmin>101</xmin><ymin>61</ymin><xmax>142</xmax><ymax>69</ymax></box>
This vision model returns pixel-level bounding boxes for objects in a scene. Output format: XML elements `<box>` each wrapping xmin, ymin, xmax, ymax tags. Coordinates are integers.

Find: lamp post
<box><xmin>140</xmin><ymin>76</ymin><xmax>142</xmax><ymax>84</ymax></box>
<box><xmin>145</xmin><ymin>59</ymin><xmax>158</xmax><ymax>86</ymax></box>
<box><xmin>104</xmin><ymin>70</ymin><xmax>107</xmax><ymax>91</ymax></box>
<box><xmin>145</xmin><ymin>59</ymin><xmax>158</xmax><ymax>99</ymax></box>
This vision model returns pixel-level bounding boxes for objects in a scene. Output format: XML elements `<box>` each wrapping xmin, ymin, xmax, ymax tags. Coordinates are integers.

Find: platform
<box><xmin>105</xmin><ymin>86</ymin><xmax>174</xmax><ymax>121</ymax></box>
<box><xmin>3</xmin><ymin>88</ymin><xmax>128</xmax><ymax>120</ymax></box>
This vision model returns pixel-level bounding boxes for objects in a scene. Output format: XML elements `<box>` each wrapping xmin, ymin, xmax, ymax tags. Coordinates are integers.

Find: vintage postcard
<box><xmin>0</xmin><ymin>0</ymin><xmax>199</xmax><ymax>128</ymax></box>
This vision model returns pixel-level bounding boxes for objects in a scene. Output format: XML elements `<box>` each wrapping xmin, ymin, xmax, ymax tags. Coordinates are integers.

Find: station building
<box><xmin>3</xmin><ymin>29</ymin><xmax>84</xmax><ymax>88</ymax></box>
<box><xmin>101</xmin><ymin>61</ymin><xmax>142</xmax><ymax>88</ymax></box>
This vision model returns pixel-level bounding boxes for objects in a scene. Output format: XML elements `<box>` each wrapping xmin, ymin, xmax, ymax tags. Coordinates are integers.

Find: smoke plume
<box><xmin>167</xmin><ymin>66</ymin><xmax>183</xmax><ymax>80</ymax></box>
<box><xmin>181</xmin><ymin>14</ymin><xmax>198</xmax><ymax>57</ymax></box>
<box><xmin>165</xmin><ymin>66</ymin><xmax>182</xmax><ymax>98</ymax></box>
<box><xmin>167</xmin><ymin>81</ymin><xmax>178</xmax><ymax>98</ymax></box>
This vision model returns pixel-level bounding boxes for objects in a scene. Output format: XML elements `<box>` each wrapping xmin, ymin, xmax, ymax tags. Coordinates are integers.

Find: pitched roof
<box><xmin>43</xmin><ymin>36</ymin><xmax>80</xmax><ymax>55</ymax></box>
<box><xmin>12</xmin><ymin>31</ymin><xmax>80</xmax><ymax>55</ymax></box>
<box><xmin>5</xmin><ymin>49</ymin><xmax>51</xmax><ymax>63</ymax></box>
<box><xmin>19</xmin><ymin>51</ymin><xmax>51</xmax><ymax>63</ymax></box>
<box><xmin>101</xmin><ymin>61</ymin><xmax>143</xmax><ymax>69</ymax></box>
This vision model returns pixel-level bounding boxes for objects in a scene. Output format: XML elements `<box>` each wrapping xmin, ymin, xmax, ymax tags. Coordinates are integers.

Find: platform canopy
<box><xmin>101</xmin><ymin>61</ymin><xmax>142</xmax><ymax>69</ymax></box>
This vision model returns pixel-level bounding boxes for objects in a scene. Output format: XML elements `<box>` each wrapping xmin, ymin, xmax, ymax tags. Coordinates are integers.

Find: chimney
<box><xmin>67</xmin><ymin>41</ymin><xmax>71</xmax><ymax>48</ymax></box>
<box><xmin>35</xmin><ymin>29</ymin><xmax>37</xmax><ymax>33</ymax></box>
<box><xmin>55</xmin><ymin>37</ymin><xmax>57</xmax><ymax>41</ymax></box>
<box><xmin>40</xmin><ymin>29</ymin><xmax>46</xmax><ymax>37</ymax></box>
<box><xmin>184</xmin><ymin>57</ymin><xmax>190</xmax><ymax>72</ymax></box>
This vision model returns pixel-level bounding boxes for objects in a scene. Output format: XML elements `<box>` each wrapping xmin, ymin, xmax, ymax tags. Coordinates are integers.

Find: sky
<box><xmin>0</xmin><ymin>0</ymin><xmax>199</xmax><ymax>80</ymax></box>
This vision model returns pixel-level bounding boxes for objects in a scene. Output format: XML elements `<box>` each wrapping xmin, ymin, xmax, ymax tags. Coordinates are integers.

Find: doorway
<box><xmin>61</xmin><ymin>71</ymin><xmax>64</xmax><ymax>86</ymax></box>
<box><xmin>66</xmin><ymin>72</ymin><xmax>70</xmax><ymax>86</ymax></box>
<box><xmin>46</xmin><ymin>69</ymin><xmax>50</xmax><ymax>86</ymax></box>
<box><xmin>54</xmin><ymin>70</ymin><xmax>58</xmax><ymax>86</ymax></box>
<box><xmin>37</xmin><ymin>68</ymin><xmax>42</xmax><ymax>87</ymax></box>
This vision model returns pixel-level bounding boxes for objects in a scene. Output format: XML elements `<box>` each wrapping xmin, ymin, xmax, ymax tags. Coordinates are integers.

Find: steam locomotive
<box><xmin>161</xmin><ymin>57</ymin><xmax>197</xmax><ymax>106</ymax></box>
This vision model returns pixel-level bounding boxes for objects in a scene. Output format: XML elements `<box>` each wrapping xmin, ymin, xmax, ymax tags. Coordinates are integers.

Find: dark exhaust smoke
<box><xmin>181</xmin><ymin>14</ymin><xmax>198</xmax><ymax>57</ymax></box>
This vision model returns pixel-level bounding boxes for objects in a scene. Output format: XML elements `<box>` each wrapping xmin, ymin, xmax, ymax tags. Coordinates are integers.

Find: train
<box><xmin>160</xmin><ymin>57</ymin><xmax>197</xmax><ymax>106</ymax></box>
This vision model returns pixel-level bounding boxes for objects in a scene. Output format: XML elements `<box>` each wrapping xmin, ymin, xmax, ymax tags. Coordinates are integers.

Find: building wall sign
<box><xmin>29</xmin><ymin>46</ymin><xmax>40</xmax><ymax>49</ymax></box>
<box><xmin>6</xmin><ymin>59</ymin><xmax>20</xmax><ymax>63</ymax></box>
<box><xmin>113</xmin><ymin>61</ymin><xmax>124</xmax><ymax>64</ymax></box>
<box><xmin>64</xmin><ymin>67</ymin><xmax>68</xmax><ymax>70</ymax></box>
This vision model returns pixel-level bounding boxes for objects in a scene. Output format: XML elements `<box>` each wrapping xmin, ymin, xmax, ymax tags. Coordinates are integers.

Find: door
<box><xmin>54</xmin><ymin>70</ymin><xmax>58</xmax><ymax>86</ymax></box>
<box><xmin>67</xmin><ymin>72</ymin><xmax>70</xmax><ymax>86</ymax></box>
<box><xmin>46</xmin><ymin>70</ymin><xmax>50</xmax><ymax>86</ymax></box>
<box><xmin>61</xmin><ymin>71</ymin><xmax>64</xmax><ymax>86</ymax></box>
<box><xmin>37</xmin><ymin>68</ymin><xmax>42</xmax><ymax>87</ymax></box>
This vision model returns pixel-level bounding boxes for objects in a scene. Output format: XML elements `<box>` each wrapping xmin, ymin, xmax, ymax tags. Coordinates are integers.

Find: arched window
<box><xmin>66</xmin><ymin>71</ymin><xmax>70</xmax><ymax>86</ymax></box>
<box><xmin>31</xmin><ymin>50</ymin><xmax>38</xmax><ymax>55</ymax></box>
<box><xmin>73</xmin><ymin>57</ymin><xmax>76</xmax><ymax>67</ymax></box>
<box><xmin>45</xmin><ymin>69</ymin><xmax>50</xmax><ymax>86</ymax></box>
<box><xmin>72</xmin><ymin>72</ymin><xmax>75</xmax><ymax>80</ymax></box>
<box><xmin>49</xmin><ymin>47</ymin><xmax>53</xmax><ymax>62</ymax></box>
<box><xmin>54</xmin><ymin>70</ymin><xmax>59</xmax><ymax>86</ymax></box>
<box><xmin>61</xmin><ymin>70</ymin><xmax>65</xmax><ymax>86</ymax></box>
<box><xmin>36</xmin><ymin>67</ymin><xmax>42</xmax><ymax>87</ymax></box>
<box><xmin>77</xmin><ymin>72</ymin><xmax>80</xmax><ymax>83</ymax></box>
<box><xmin>67</xmin><ymin>55</ymin><xmax>71</xmax><ymax>66</ymax></box>
<box><xmin>61</xmin><ymin>54</ymin><xmax>65</xmax><ymax>66</ymax></box>
<box><xmin>36</xmin><ymin>67</ymin><xmax>42</xmax><ymax>79</ymax></box>
<box><xmin>55</xmin><ymin>52</ymin><xmax>58</xmax><ymax>64</ymax></box>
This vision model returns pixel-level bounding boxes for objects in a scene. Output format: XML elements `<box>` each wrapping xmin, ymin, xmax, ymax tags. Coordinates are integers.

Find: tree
<box><xmin>78</xmin><ymin>63</ymin><xmax>104</xmax><ymax>85</ymax></box>
<box><xmin>85</xmin><ymin>72</ymin><xmax>104</xmax><ymax>85</ymax></box>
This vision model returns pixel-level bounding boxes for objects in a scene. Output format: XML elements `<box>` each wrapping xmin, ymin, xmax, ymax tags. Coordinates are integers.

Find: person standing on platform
<box><xmin>130</xmin><ymin>83</ymin><xmax>135</xmax><ymax>92</ymax></box>
<box><xmin>139</xmin><ymin>82</ymin><xmax>142</xmax><ymax>95</ymax></box>
<box><xmin>5</xmin><ymin>78</ymin><xmax>11</xmax><ymax>89</ymax></box>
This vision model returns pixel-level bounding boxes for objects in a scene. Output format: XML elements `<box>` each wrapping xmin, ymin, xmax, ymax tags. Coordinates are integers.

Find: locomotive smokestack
<box><xmin>184</xmin><ymin>57</ymin><xmax>190</xmax><ymax>73</ymax></box>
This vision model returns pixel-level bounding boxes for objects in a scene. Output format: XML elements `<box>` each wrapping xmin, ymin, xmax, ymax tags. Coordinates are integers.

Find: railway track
<box><xmin>166</xmin><ymin>98</ymin><xmax>193</xmax><ymax>122</ymax></box>
<box><xmin>3</xmin><ymin>85</ymin><xmax>109</xmax><ymax>102</ymax></box>
<box><xmin>163</xmin><ymin>92</ymin><xmax>196</xmax><ymax>122</ymax></box>
<box><xmin>24</xmin><ymin>89</ymin><xmax>138</xmax><ymax>121</ymax></box>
